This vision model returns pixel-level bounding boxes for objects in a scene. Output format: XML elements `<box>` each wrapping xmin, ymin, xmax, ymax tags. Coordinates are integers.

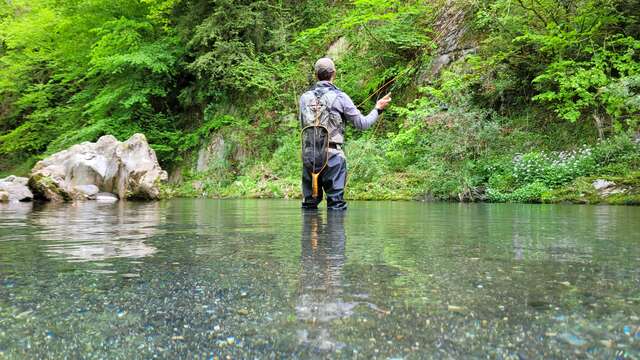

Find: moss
<box><xmin>27</xmin><ymin>174</ymin><xmax>71</xmax><ymax>202</ymax></box>
<box><xmin>601</xmin><ymin>172</ymin><xmax>640</xmax><ymax>205</ymax></box>
<box><xmin>605</xmin><ymin>194</ymin><xmax>640</xmax><ymax>205</ymax></box>
<box><xmin>542</xmin><ymin>178</ymin><xmax>599</xmax><ymax>204</ymax></box>
<box><xmin>540</xmin><ymin>172</ymin><xmax>640</xmax><ymax>205</ymax></box>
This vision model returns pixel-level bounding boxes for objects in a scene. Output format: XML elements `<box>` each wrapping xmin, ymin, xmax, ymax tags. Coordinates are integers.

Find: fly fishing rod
<box><xmin>356</xmin><ymin>64</ymin><xmax>416</xmax><ymax>135</ymax></box>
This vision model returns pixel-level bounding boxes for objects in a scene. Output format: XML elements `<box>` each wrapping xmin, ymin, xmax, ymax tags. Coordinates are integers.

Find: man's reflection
<box><xmin>296</xmin><ymin>211</ymin><xmax>356</xmax><ymax>351</ymax></box>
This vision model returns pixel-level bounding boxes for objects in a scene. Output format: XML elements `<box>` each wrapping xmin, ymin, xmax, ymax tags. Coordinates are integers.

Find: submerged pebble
<box><xmin>557</xmin><ymin>332</ymin><xmax>587</xmax><ymax>347</ymax></box>
<box><xmin>448</xmin><ymin>305</ymin><xmax>465</xmax><ymax>313</ymax></box>
<box><xmin>15</xmin><ymin>310</ymin><xmax>32</xmax><ymax>319</ymax></box>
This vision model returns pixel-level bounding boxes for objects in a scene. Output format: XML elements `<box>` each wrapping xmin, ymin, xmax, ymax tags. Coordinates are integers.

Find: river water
<box><xmin>0</xmin><ymin>199</ymin><xmax>638</xmax><ymax>358</ymax></box>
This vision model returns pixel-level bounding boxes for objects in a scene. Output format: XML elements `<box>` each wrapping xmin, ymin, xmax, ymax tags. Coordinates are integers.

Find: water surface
<box><xmin>0</xmin><ymin>199</ymin><xmax>639</xmax><ymax>358</ymax></box>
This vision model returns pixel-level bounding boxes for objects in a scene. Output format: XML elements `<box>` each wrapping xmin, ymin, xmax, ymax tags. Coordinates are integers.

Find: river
<box><xmin>0</xmin><ymin>199</ymin><xmax>638</xmax><ymax>358</ymax></box>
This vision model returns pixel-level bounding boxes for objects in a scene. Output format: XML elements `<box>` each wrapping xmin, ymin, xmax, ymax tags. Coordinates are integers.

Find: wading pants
<box><xmin>301</xmin><ymin>149</ymin><xmax>347</xmax><ymax>210</ymax></box>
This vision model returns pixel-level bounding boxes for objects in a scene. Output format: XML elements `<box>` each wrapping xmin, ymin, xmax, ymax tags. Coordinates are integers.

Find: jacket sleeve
<box><xmin>337</xmin><ymin>93</ymin><xmax>380</xmax><ymax>130</ymax></box>
<box><xmin>298</xmin><ymin>96</ymin><xmax>305</xmax><ymax>126</ymax></box>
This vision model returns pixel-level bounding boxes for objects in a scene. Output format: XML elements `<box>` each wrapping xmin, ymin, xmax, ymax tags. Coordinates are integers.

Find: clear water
<box><xmin>0</xmin><ymin>199</ymin><xmax>639</xmax><ymax>359</ymax></box>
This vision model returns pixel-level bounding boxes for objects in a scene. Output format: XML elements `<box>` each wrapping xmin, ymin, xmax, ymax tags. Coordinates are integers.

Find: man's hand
<box><xmin>375</xmin><ymin>93</ymin><xmax>392</xmax><ymax>111</ymax></box>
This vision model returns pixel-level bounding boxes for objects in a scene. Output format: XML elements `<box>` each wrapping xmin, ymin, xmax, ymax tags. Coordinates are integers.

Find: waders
<box><xmin>301</xmin><ymin>117</ymin><xmax>329</xmax><ymax>199</ymax></box>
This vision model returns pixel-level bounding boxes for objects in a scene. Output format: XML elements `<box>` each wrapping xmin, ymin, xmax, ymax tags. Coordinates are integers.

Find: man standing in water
<box><xmin>299</xmin><ymin>58</ymin><xmax>391</xmax><ymax>210</ymax></box>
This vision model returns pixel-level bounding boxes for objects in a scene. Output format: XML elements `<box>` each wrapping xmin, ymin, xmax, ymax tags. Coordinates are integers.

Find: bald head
<box><xmin>314</xmin><ymin>57</ymin><xmax>336</xmax><ymax>81</ymax></box>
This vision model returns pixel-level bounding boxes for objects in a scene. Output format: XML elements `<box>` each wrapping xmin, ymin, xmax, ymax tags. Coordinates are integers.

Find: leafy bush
<box><xmin>344</xmin><ymin>138</ymin><xmax>388</xmax><ymax>184</ymax></box>
<box><xmin>512</xmin><ymin>147</ymin><xmax>597</xmax><ymax>187</ymax></box>
<box><xmin>591</xmin><ymin>133</ymin><xmax>640</xmax><ymax>167</ymax></box>
<box><xmin>509</xmin><ymin>181</ymin><xmax>551</xmax><ymax>203</ymax></box>
<box><xmin>269</xmin><ymin>132</ymin><xmax>301</xmax><ymax>180</ymax></box>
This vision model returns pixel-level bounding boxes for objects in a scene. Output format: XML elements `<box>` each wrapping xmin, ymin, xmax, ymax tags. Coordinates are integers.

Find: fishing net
<box><xmin>301</xmin><ymin>125</ymin><xmax>329</xmax><ymax>198</ymax></box>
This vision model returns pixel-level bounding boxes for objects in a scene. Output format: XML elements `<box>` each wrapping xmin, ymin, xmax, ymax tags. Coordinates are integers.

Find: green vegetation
<box><xmin>1</xmin><ymin>0</ymin><xmax>639</xmax><ymax>204</ymax></box>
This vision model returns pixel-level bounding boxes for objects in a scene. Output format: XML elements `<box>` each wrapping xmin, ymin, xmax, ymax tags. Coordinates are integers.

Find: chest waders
<box><xmin>300</xmin><ymin>89</ymin><xmax>338</xmax><ymax>199</ymax></box>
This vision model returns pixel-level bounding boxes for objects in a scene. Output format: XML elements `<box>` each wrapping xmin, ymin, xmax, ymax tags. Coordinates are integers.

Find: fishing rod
<box><xmin>356</xmin><ymin>64</ymin><xmax>416</xmax><ymax>135</ymax></box>
<box><xmin>356</xmin><ymin>65</ymin><xmax>414</xmax><ymax>108</ymax></box>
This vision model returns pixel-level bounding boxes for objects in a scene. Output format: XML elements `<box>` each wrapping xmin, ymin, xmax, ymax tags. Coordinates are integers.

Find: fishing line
<box><xmin>357</xmin><ymin>65</ymin><xmax>415</xmax><ymax>135</ymax></box>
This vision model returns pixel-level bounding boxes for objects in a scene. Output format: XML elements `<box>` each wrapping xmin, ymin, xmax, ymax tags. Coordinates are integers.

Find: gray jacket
<box><xmin>299</xmin><ymin>81</ymin><xmax>380</xmax><ymax>145</ymax></box>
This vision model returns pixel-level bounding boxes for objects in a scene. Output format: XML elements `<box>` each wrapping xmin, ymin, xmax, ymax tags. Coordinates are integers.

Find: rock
<box><xmin>593</xmin><ymin>179</ymin><xmax>615</xmax><ymax>191</ymax></box>
<box><xmin>0</xmin><ymin>175</ymin><xmax>28</xmax><ymax>186</ymax></box>
<box><xmin>326</xmin><ymin>37</ymin><xmax>349</xmax><ymax>61</ymax></box>
<box><xmin>74</xmin><ymin>184</ymin><xmax>99</xmax><ymax>199</ymax></box>
<box><xmin>592</xmin><ymin>179</ymin><xmax>625</xmax><ymax>197</ymax></box>
<box><xmin>431</xmin><ymin>54</ymin><xmax>451</xmax><ymax>75</ymax></box>
<box><xmin>417</xmin><ymin>1</ymin><xmax>473</xmax><ymax>82</ymax></box>
<box><xmin>197</xmin><ymin>134</ymin><xmax>225</xmax><ymax>172</ymax></box>
<box><xmin>458</xmin><ymin>186</ymin><xmax>487</xmax><ymax>202</ymax></box>
<box><xmin>557</xmin><ymin>332</ymin><xmax>587</xmax><ymax>347</ymax></box>
<box><xmin>29</xmin><ymin>134</ymin><xmax>167</xmax><ymax>201</ymax></box>
<box><xmin>96</xmin><ymin>192</ymin><xmax>119</xmax><ymax>202</ymax></box>
<box><xmin>599</xmin><ymin>339</ymin><xmax>614</xmax><ymax>348</ymax></box>
<box><xmin>0</xmin><ymin>176</ymin><xmax>33</xmax><ymax>202</ymax></box>
<box><xmin>168</xmin><ymin>167</ymin><xmax>183</xmax><ymax>184</ymax></box>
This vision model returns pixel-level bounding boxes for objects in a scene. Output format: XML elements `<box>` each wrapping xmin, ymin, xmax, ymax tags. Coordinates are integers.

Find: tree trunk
<box><xmin>593</xmin><ymin>112</ymin><xmax>605</xmax><ymax>140</ymax></box>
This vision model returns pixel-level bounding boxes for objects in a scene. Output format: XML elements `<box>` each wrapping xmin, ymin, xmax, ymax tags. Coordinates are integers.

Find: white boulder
<box><xmin>29</xmin><ymin>134</ymin><xmax>167</xmax><ymax>201</ymax></box>
<box><xmin>0</xmin><ymin>176</ymin><xmax>33</xmax><ymax>202</ymax></box>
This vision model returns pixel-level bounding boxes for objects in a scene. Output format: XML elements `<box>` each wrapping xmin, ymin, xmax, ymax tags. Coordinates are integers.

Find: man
<box><xmin>299</xmin><ymin>57</ymin><xmax>391</xmax><ymax>210</ymax></box>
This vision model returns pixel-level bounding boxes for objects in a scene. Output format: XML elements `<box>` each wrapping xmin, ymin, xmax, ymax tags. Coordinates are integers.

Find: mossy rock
<box><xmin>27</xmin><ymin>174</ymin><xmax>71</xmax><ymax>202</ymax></box>
<box><xmin>605</xmin><ymin>194</ymin><xmax>640</xmax><ymax>205</ymax></box>
<box><xmin>543</xmin><ymin>172</ymin><xmax>640</xmax><ymax>205</ymax></box>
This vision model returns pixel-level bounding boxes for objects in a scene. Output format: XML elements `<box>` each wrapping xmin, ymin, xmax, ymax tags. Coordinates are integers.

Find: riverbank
<box><xmin>160</xmin><ymin>175</ymin><xmax>640</xmax><ymax>205</ymax></box>
<box><xmin>4</xmin><ymin>131</ymin><xmax>638</xmax><ymax>206</ymax></box>
<box><xmin>157</xmin><ymin>128</ymin><xmax>640</xmax><ymax>205</ymax></box>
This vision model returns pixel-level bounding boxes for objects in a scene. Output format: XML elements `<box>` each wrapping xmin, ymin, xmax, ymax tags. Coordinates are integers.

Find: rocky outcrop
<box><xmin>416</xmin><ymin>1</ymin><xmax>476</xmax><ymax>81</ymax></box>
<box><xmin>326</xmin><ymin>37</ymin><xmax>349</xmax><ymax>61</ymax></box>
<box><xmin>28</xmin><ymin>134</ymin><xmax>167</xmax><ymax>202</ymax></box>
<box><xmin>0</xmin><ymin>176</ymin><xmax>33</xmax><ymax>202</ymax></box>
<box><xmin>592</xmin><ymin>179</ymin><xmax>626</xmax><ymax>197</ymax></box>
<box><xmin>196</xmin><ymin>134</ymin><xmax>225</xmax><ymax>172</ymax></box>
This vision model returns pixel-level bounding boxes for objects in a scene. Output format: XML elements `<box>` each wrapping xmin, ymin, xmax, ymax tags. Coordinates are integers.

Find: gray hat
<box><xmin>314</xmin><ymin>57</ymin><xmax>336</xmax><ymax>77</ymax></box>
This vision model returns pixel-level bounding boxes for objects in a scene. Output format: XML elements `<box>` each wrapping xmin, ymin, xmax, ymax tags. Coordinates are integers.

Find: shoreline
<box><xmin>159</xmin><ymin>182</ymin><xmax>640</xmax><ymax>206</ymax></box>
